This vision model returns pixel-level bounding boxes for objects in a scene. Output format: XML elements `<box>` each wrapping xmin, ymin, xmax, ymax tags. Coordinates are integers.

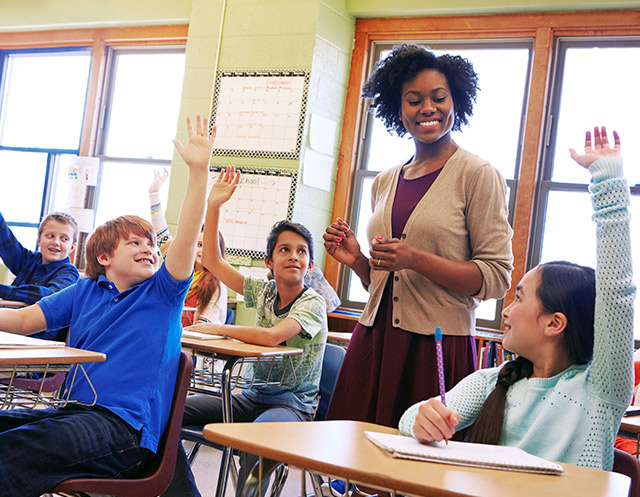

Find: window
<box><xmin>532</xmin><ymin>38</ymin><xmax>640</xmax><ymax>338</ymax></box>
<box><xmin>0</xmin><ymin>26</ymin><xmax>187</xmax><ymax>268</ymax></box>
<box><xmin>329</xmin><ymin>11</ymin><xmax>640</xmax><ymax>336</ymax></box>
<box><xmin>93</xmin><ymin>47</ymin><xmax>185</xmax><ymax>227</ymax></box>
<box><xmin>342</xmin><ymin>41</ymin><xmax>531</xmax><ymax>328</ymax></box>
<box><xmin>0</xmin><ymin>47</ymin><xmax>92</xmax><ymax>249</ymax></box>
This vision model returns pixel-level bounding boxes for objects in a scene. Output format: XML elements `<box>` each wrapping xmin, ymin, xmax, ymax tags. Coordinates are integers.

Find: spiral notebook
<box><xmin>365</xmin><ymin>431</ymin><xmax>564</xmax><ymax>475</ymax></box>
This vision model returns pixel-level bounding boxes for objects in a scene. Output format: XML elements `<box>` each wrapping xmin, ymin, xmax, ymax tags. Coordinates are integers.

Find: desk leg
<box><xmin>215</xmin><ymin>358</ymin><xmax>239</xmax><ymax>497</ymax></box>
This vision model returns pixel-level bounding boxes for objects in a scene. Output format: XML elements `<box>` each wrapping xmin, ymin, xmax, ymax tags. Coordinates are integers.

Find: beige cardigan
<box><xmin>358</xmin><ymin>147</ymin><xmax>513</xmax><ymax>336</ymax></box>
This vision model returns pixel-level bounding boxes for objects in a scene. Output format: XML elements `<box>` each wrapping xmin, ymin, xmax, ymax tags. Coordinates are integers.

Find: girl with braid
<box><xmin>399</xmin><ymin>126</ymin><xmax>635</xmax><ymax>471</ymax></box>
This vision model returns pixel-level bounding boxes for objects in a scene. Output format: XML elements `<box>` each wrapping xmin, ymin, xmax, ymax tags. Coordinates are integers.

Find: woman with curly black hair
<box><xmin>323</xmin><ymin>44</ymin><xmax>513</xmax><ymax>427</ymax></box>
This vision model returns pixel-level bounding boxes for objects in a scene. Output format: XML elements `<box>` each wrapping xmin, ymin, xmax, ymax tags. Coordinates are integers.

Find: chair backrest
<box><xmin>53</xmin><ymin>350</ymin><xmax>193</xmax><ymax>497</ymax></box>
<box><xmin>225</xmin><ymin>307</ymin><xmax>235</xmax><ymax>325</ymax></box>
<box><xmin>613</xmin><ymin>447</ymin><xmax>640</xmax><ymax>497</ymax></box>
<box><xmin>315</xmin><ymin>343</ymin><xmax>346</xmax><ymax>421</ymax></box>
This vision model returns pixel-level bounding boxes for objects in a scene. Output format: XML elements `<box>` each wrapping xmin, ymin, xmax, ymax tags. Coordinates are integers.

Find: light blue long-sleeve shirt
<box><xmin>399</xmin><ymin>156</ymin><xmax>635</xmax><ymax>471</ymax></box>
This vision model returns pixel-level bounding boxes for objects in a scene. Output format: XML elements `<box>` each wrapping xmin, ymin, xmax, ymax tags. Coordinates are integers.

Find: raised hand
<box><xmin>149</xmin><ymin>168</ymin><xmax>169</xmax><ymax>193</ymax></box>
<box><xmin>412</xmin><ymin>398</ymin><xmax>460</xmax><ymax>443</ymax></box>
<box><xmin>323</xmin><ymin>217</ymin><xmax>362</xmax><ymax>268</ymax></box>
<box><xmin>369</xmin><ymin>236</ymin><xmax>414</xmax><ymax>272</ymax></box>
<box><xmin>569</xmin><ymin>126</ymin><xmax>620</xmax><ymax>169</ymax></box>
<box><xmin>208</xmin><ymin>165</ymin><xmax>241</xmax><ymax>208</ymax></box>
<box><xmin>173</xmin><ymin>114</ymin><xmax>217</xmax><ymax>172</ymax></box>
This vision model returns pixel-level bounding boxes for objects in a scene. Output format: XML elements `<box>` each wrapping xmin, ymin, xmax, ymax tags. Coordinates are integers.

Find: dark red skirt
<box><xmin>326</xmin><ymin>281</ymin><xmax>476</xmax><ymax>428</ymax></box>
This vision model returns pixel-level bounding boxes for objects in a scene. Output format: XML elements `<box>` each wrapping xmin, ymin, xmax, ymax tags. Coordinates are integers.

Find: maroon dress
<box><xmin>326</xmin><ymin>167</ymin><xmax>477</xmax><ymax>428</ymax></box>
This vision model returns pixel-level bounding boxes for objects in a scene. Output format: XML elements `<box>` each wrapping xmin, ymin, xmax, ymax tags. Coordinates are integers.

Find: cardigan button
<box><xmin>401</xmin><ymin>233</ymin><xmax>406</xmax><ymax>239</ymax></box>
<box><xmin>394</xmin><ymin>318</ymin><xmax>399</xmax><ymax>325</ymax></box>
<box><xmin>393</xmin><ymin>296</ymin><xmax>398</xmax><ymax>302</ymax></box>
<box><xmin>394</xmin><ymin>275</ymin><xmax>399</xmax><ymax>282</ymax></box>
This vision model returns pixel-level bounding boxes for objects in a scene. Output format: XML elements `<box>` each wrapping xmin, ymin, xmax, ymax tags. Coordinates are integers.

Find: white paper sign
<box><xmin>309</xmin><ymin>113</ymin><xmax>337</xmax><ymax>155</ymax></box>
<box><xmin>302</xmin><ymin>148</ymin><xmax>334</xmax><ymax>192</ymax></box>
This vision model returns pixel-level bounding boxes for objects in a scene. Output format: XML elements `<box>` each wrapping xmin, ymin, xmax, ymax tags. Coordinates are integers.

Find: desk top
<box><xmin>328</xmin><ymin>331</ymin><xmax>352</xmax><ymax>344</ymax></box>
<box><xmin>620</xmin><ymin>414</ymin><xmax>640</xmax><ymax>433</ymax></box>
<box><xmin>0</xmin><ymin>347</ymin><xmax>106</xmax><ymax>365</ymax></box>
<box><xmin>181</xmin><ymin>336</ymin><xmax>302</xmax><ymax>358</ymax></box>
<box><xmin>0</xmin><ymin>300</ymin><xmax>27</xmax><ymax>308</ymax></box>
<box><xmin>203</xmin><ymin>420</ymin><xmax>629</xmax><ymax>497</ymax></box>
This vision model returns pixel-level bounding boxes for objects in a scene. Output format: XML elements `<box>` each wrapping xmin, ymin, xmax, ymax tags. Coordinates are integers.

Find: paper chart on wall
<box><xmin>211</xmin><ymin>166</ymin><xmax>298</xmax><ymax>259</ymax></box>
<box><xmin>210</xmin><ymin>71</ymin><xmax>310</xmax><ymax>160</ymax></box>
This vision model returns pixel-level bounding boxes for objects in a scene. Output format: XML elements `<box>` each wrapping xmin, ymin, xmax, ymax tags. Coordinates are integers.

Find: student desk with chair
<box><xmin>180</xmin><ymin>334</ymin><xmax>303</xmax><ymax>497</ymax></box>
<box><xmin>203</xmin><ymin>420</ymin><xmax>630</xmax><ymax>497</ymax></box>
<box><xmin>0</xmin><ymin>331</ymin><xmax>106</xmax><ymax>409</ymax></box>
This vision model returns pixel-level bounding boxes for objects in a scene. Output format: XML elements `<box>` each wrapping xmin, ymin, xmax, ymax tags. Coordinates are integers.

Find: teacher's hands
<box><xmin>323</xmin><ymin>218</ymin><xmax>362</xmax><ymax>268</ymax></box>
<box><xmin>369</xmin><ymin>236</ymin><xmax>414</xmax><ymax>272</ymax></box>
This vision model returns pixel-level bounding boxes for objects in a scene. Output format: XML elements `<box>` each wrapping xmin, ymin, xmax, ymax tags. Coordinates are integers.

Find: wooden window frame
<box><xmin>326</xmin><ymin>9</ymin><xmax>640</xmax><ymax>324</ymax></box>
<box><xmin>0</xmin><ymin>25</ymin><xmax>188</xmax><ymax>158</ymax></box>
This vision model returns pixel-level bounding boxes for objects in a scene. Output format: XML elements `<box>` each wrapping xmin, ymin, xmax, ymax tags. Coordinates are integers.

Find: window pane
<box><xmin>365</xmin><ymin>46</ymin><xmax>529</xmax><ymax>181</ymax></box>
<box><xmin>103</xmin><ymin>51</ymin><xmax>186</xmax><ymax>160</ymax></box>
<box><xmin>540</xmin><ymin>190</ymin><xmax>640</xmax><ymax>339</ymax></box>
<box><xmin>0</xmin><ymin>150</ymin><xmax>47</xmax><ymax>222</ymax></box>
<box><xmin>5</xmin><ymin>226</ymin><xmax>38</xmax><ymax>253</ymax></box>
<box><xmin>95</xmin><ymin>161</ymin><xmax>170</xmax><ymax>228</ymax></box>
<box><xmin>347</xmin><ymin>176</ymin><xmax>374</xmax><ymax>303</ymax></box>
<box><xmin>552</xmin><ymin>46</ymin><xmax>640</xmax><ymax>186</ymax></box>
<box><xmin>0</xmin><ymin>50</ymin><xmax>91</xmax><ymax>150</ymax></box>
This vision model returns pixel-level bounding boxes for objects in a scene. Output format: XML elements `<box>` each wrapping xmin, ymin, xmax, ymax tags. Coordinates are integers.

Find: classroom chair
<box><xmin>613</xmin><ymin>448</ymin><xmax>640</xmax><ymax>497</ymax></box>
<box><xmin>52</xmin><ymin>350</ymin><xmax>193</xmax><ymax>497</ymax></box>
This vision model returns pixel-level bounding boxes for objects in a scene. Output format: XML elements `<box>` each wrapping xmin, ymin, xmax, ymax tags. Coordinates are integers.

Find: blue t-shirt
<box><xmin>38</xmin><ymin>263</ymin><xmax>191</xmax><ymax>453</ymax></box>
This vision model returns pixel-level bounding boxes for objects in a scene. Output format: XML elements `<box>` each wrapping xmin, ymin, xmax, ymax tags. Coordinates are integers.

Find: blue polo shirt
<box><xmin>38</xmin><ymin>263</ymin><xmax>191</xmax><ymax>453</ymax></box>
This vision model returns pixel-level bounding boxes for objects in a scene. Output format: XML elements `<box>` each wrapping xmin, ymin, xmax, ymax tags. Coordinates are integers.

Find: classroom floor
<box><xmin>189</xmin><ymin>441</ymin><xmax>320</xmax><ymax>497</ymax></box>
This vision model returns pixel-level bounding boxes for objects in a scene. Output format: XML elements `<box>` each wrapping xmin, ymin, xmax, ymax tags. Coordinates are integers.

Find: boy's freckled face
<box><xmin>265</xmin><ymin>231</ymin><xmax>313</xmax><ymax>285</ymax></box>
<box><xmin>99</xmin><ymin>234</ymin><xmax>158</xmax><ymax>287</ymax></box>
<box><xmin>38</xmin><ymin>220</ymin><xmax>76</xmax><ymax>264</ymax></box>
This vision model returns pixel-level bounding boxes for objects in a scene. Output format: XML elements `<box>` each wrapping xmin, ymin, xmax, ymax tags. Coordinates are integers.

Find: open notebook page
<box><xmin>365</xmin><ymin>431</ymin><xmax>564</xmax><ymax>475</ymax></box>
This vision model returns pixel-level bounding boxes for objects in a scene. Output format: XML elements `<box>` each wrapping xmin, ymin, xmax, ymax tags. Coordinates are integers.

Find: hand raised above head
<box><xmin>569</xmin><ymin>126</ymin><xmax>620</xmax><ymax>169</ymax></box>
<box><xmin>149</xmin><ymin>168</ymin><xmax>169</xmax><ymax>193</ymax></box>
<box><xmin>173</xmin><ymin>114</ymin><xmax>217</xmax><ymax>172</ymax></box>
<box><xmin>208</xmin><ymin>165</ymin><xmax>241</xmax><ymax>207</ymax></box>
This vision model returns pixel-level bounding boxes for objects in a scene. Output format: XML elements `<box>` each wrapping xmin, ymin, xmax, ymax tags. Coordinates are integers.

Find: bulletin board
<box><xmin>211</xmin><ymin>166</ymin><xmax>298</xmax><ymax>259</ymax></box>
<box><xmin>209</xmin><ymin>70</ymin><xmax>310</xmax><ymax>160</ymax></box>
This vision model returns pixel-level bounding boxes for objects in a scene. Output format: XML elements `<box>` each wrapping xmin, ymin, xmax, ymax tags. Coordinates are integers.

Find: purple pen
<box><xmin>435</xmin><ymin>327</ymin><xmax>446</xmax><ymax>406</ymax></box>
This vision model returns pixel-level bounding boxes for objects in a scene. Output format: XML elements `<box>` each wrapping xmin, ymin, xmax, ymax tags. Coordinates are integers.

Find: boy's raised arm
<box><xmin>164</xmin><ymin>115</ymin><xmax>215</xmax><ymax>282</ymax></box>
<box><xmin>201</xmin><ymin>166</ymin><xmax>244</xmax><ymax>294</ymax></box>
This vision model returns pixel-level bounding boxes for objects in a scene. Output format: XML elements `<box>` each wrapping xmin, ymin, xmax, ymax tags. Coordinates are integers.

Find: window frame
<box><xmin>326</xmin><ymin>9</ymin><xmax>640</xmax><ymax>332</ymax></box>
<box><xmin>0</xmin><ymin>25</ymin><xmax>188</xmax><ymax>259</ymax></box>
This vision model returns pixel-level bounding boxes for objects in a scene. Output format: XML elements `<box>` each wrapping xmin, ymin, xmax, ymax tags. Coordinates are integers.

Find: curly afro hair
<box><xmin>362</xmin><ymin>44</ymin><xmax>479</xmax><ymax>137</ymax></box>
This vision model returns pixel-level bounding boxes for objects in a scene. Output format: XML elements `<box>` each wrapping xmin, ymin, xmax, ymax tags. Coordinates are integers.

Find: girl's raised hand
<box><xmin>208</xmin><ymin>165</ymin><xmax>241</xmax><ymax>207</ymax></box>
<box><xmin>149</xmin><ymin>168</ymin><xmax>169</xmax><ymax>193</ymax></box>
<box><xmin>173</xmin><ymin>114</ymin><xmax>217</xmax><ymax>172</ymax></box>
<box><xmin>412</xmin><ymin>398</ymin><xmax>460</xmax><ymax>443</ymax></box>
<box><xmin>569</xmin><ymin>126</ymin><xmax>621</xmax><ymax>169</ymax></box>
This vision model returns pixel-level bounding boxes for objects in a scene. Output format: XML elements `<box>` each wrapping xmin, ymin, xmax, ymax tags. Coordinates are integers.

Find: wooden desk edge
<box><xmin>0</xmin><ymin>347</ymin><xmax>106</xmax><ymax>365</ymax></box>
<box><xmin>181</xmin><ymin>337</ymin><xmax>303</xmax><ymax>358</ymax></box>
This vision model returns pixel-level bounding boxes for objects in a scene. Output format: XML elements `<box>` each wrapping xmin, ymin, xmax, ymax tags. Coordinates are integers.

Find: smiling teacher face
<box><xmin>400</xmin><ymin>68</ymin><xmax>456</xmax><ymax>147</ymax></box>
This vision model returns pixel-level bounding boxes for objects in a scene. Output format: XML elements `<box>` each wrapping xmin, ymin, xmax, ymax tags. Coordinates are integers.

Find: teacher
<box><xmin>324</xmin><ymin>44</ymin><xmax>513</xmax><ymax>427</ymax></box>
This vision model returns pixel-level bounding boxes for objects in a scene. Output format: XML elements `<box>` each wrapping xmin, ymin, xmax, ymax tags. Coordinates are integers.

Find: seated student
<box><xmin>149</xmin><ymin>169</ymin><xmax>228</xmax><ymax>326</ymax></box>
<box><xmin>0</xmin><ymin>211</ymin><xmax>80</xmax><ymax>340</ymax></box>
<box><xmin>0</xmin><ymin>114</ymin><xmax>215</xmax><ymax>497</ymax></box>
<box><xmin>399</xmin><ymin>126</ymin><xmax>635</xmax><ymax>471</ymax></box>
<box><xmin>164</xmin><ymin>166</ymin><xmax>328</xmax><ymax>497</ymax></box>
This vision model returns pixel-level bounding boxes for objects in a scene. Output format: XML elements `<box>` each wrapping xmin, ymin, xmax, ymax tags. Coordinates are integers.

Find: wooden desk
<box><xmin>328</xmin><ymin>331</ymin><xmax>352</xmax><ymax>346</ymax></box>
<box><xmin>181</xmin><ymin>336</ymin><xmax>303</xmax><ymax>497</ymax></box>
<box><xmin>0</xmin><ymin>344</ymin><xmax>105</xmax><ymax>410</ymax></box>
<box><xmin>203</xmin><ymin>420</ymin><xmax>630</xmax><ymax>497</ymax></box>
<box><xmin>0</xmin><ymin>300</ymin><xmax>27</xmax><ymax>308</ymax></box>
